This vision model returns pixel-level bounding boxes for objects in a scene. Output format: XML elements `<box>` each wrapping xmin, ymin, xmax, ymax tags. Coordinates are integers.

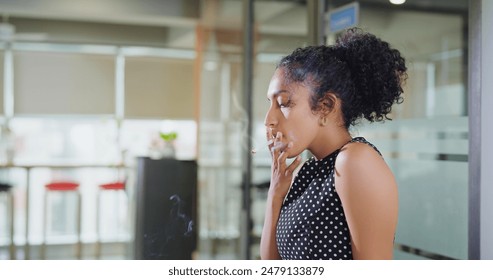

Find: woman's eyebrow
<box><xmin>267</xmin><ymin>89</ymin><xmax>290</xmax><ymax>100</ymax></box>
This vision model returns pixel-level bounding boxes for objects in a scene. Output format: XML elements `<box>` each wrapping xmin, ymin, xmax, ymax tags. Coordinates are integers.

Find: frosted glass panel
<box><xmin>356</xmin><ymin>116</ymin><xmax>468</xmax><ymax>259</ymax></box>
<box><xmin>14</xmin><ymin>51</ymin><xmax>115</xmax><ymax>115</ymax></box>
<box><xmin>391</xmin><ymin>158</ymin><xmax>467</xmax><ymax>259</ymax></box>
<box><xmin>394</xmin><ymin>250</ymin><xmax>429</xmax><ymax>260</ymax></box>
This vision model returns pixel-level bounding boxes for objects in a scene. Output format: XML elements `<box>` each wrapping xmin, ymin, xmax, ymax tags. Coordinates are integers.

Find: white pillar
<box><xmin>481</xmin><ymin>0</ymin><xmax>493</xmax><ymax>260</ymax></box>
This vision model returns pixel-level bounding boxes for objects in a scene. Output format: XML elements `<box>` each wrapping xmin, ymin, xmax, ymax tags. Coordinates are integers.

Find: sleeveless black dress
<box><xmin>275</xmin><ymin>137</ymin><xmax>381</xmax><ymax>260</ymax></box>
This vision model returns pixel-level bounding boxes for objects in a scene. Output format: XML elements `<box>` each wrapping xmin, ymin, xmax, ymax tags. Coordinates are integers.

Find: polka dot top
<box><xmin>276</xmin><ymin>137</ymin><xmax>381</xmax><ymax>260</ymax></box>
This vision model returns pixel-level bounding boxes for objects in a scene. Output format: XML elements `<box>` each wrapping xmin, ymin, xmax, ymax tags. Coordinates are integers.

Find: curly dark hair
<box><xmin>277</xmin><ymin>27</ymin><xmax>407</xmax><ymax>128</ymax></box>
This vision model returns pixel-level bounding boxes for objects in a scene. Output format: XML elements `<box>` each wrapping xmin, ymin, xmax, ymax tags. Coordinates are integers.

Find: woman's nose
<box><xmin>264</xmin><ymin>107</ymin><xmax>277</xmax><ymax>128</ymax></box>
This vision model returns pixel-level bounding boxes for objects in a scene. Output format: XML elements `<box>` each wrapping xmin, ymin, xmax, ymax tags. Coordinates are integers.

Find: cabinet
<box><xmin>134</xmin><ymin>157</ymin><xmax>197</xmax><ymax>259</ymax></box>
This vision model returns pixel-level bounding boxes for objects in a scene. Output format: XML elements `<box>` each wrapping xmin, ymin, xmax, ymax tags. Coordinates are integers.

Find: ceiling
<box><xmin>0</xmin><ymin>0</ymin><xmax>468</xmax><ymax>54</ymax></box>
<box><xmin>0</xmin><ymin>0</ymin><xmax>303</xmax><ymax>50</ymax></box>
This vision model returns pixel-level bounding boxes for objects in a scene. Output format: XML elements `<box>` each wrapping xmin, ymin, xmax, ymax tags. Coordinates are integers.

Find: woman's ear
<box><xmin>317</xmin><ymin>92</ymin><xmax>338</xmax><ymax>117</ymax></box>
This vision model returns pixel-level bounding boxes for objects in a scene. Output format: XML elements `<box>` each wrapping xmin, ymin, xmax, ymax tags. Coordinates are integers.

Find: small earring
<box><xmin>319</xmin><ymin>117</ymin><xmax>328</xmax><ymax>126</ymax></box>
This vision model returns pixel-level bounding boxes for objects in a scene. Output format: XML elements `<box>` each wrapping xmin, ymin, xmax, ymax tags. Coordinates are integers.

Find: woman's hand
<box><xmin>267</xmin><ymin>130</ymin><xmax>302</xmax><ymax>201</ymax></box>
<box><xmin>260</xmin><ymin>129</ymin><xmax>301</xmax><ymax>260</ymax></box>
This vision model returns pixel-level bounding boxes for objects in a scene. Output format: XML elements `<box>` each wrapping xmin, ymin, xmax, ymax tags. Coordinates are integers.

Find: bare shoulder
<box><xmin>335</xmin><ymin>141</ymin><xmax>386</xmax><ymax>173</ymax></box>
<box><xmin>334</xmin><ymin>141</ymin><xmax>397</xmax><ymax>195</ymax></box>
<box><xmin>334</xmin><ymin>140</ymin><xmax>399</xmax><ymax>259</ymax></box>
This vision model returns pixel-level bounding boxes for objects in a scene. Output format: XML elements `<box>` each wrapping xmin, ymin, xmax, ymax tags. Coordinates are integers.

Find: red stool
<box><xmin>0</xmin><ymin>182</ymin><xmax>15</xmax><ymax>259</ymax></box>
<box><xmin>95</xmin><ymin>181</ymin><xmax>126</xmax><ymax>259</ymax></box>
<box><xmin>41</xmin><ymin>181</ymin><xmax>82</xmax><ymax>259</ymax></box>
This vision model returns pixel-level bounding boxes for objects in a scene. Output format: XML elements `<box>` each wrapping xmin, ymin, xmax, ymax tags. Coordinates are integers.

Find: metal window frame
<box><xmin>468</xmin><ymin>0</ymin><xmax>481</xmax><ymax>260</ymax></box>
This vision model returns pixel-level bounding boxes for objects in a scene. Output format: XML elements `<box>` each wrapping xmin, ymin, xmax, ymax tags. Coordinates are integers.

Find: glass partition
<box><xmin>353</xmin><ymin>5</ymin><xmax>468</xmax><ymax>259</ymax></box>
<box><xmin>196</xmin><ymin>30</ymin><xmax>245</xmax><ymax>258</ymax></box>
<box><xmin>249</xmin><ymin>0</ymin><xmax>311</xmax><ymax>259</ymax></box>
<box><xmin>0</xmin><ymin>50</ymin><xmax>4</xmax><ymax>116</ymax></box>
<box><xmin>194</xmin><ymin>0</ymin><xmax>310</xmax><ymax>259</ymax></box>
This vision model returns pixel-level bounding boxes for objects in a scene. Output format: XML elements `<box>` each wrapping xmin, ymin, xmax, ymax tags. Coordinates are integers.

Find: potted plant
<box><xmin>159</xmin><ymin>131</ymin><xmax>177</xmax><ymax>158</ymax></box>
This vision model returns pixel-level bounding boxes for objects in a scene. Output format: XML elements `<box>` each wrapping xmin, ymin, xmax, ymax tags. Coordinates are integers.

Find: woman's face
<box><xmin>264</xmin><ymin>68</ymin><xmax>321</xmax><ymax>158</ymax></box>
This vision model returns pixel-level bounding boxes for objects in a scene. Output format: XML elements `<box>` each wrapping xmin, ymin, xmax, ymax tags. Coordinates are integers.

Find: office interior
<box><xmin>0</xmin><ymin>0</ymin><xmax>492</xmax><ymax>260</ymax></box>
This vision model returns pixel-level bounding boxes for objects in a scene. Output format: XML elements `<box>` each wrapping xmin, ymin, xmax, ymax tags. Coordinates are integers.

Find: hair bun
<box><xmin>334</xmin><ymin>28</ymin><xmax>407</xmax><ymax>123</ymax></box>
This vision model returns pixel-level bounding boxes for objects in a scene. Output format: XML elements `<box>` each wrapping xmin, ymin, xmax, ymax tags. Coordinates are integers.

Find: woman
<box><xmin>260</xmin><ymin>28</ymin><xmax>407</xmax><ymax>260</ymax></box>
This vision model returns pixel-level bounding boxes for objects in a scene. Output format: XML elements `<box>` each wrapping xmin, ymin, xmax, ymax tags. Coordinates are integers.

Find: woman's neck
<box><xmin>309</xmin><ymin>126</ymin><xmax>352</xmax><ymax>160</ymax></box>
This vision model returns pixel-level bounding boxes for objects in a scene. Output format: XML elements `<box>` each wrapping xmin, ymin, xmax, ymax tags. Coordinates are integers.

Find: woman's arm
<box><xmin>334</xmin><ymin>143</ymin><xmax>399</xmax><ymax>260</ymax></box>
<box><xmin>260</xmin><ymin>195</ymin><xmax>283</xmax><ymax>259</ymax></box>
<box><xmin>260</xmin><ymin>132</ymin><xmax>302</xmax><ymax>259</ymax></box>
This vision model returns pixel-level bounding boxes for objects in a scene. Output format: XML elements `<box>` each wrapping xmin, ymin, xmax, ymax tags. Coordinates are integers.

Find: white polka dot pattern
<box><xmin>275</xmin><ymin>137</ymin><xmax>380</xmax><ymax>260</ymax></box>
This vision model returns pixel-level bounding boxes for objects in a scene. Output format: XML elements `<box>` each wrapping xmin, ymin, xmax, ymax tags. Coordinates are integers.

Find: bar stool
<box><xmin>0</xmin><ymin>182</ymin><xmax>15</xmax><ymax>259</ymax></box>
<box><xmin>95</xmin><ymin>181</ymin><xmax>126</xmax><ymax>259</ymax></box>
<box><xmin>41</xmin><ymin>181</ymin><xmax>82</xmax><ymax>260</ymax></box>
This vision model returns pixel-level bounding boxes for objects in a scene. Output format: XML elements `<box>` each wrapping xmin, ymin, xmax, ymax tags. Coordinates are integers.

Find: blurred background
<box><xmin>0</xmin><ymin>0</ymin><xmax>486</xmax><ymax>260</ymax></box>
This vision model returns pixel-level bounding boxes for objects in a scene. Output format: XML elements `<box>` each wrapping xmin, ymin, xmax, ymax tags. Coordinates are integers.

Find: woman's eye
<box><xmin>279</xmin><ymin>100</ymin><xmax>292</xmax><ymax>108</ymax></box>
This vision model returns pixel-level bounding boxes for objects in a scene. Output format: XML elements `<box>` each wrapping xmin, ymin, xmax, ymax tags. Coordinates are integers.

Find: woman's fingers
<box><xmin>278</xmin><ymin>142</ymin><xmax>302</xmax><ymax>178</ymax></box>
<box><xmin>268</xmin><ymin>131</ymin><xmax>300</xmax><ymax>177</ymax></box>
<box><xmin>271</xmin><ymin>131</ymin><xmax>283</xmax><ymax>167</ymax></box>
<box><xmin>284</xmin><ymin>156</ymin><xmax>302</xmax><ymax>176</ymax></box>
<box><xmin>276</xmin><ymin>141</ymin><xmax>291</xmax><ymax>169</ymax></box>
<box><xmin>267</xmin><ymin>138</ymin><xmax>302</xmax><ymax>199</ymax></box>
